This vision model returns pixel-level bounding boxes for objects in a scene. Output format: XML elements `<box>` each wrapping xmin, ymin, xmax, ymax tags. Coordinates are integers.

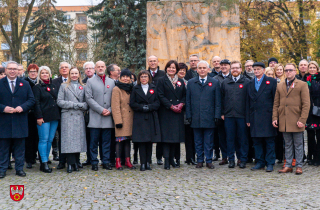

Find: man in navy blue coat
<box><xmin>246</xmin><ymin>62</ymin><xmax>277</xmax><ymax>172</ymax></box>
<box><xmin>186</xmin><ymin>60</ymin><xmax>221</xmax><ymax>169</ymax></box>
<box><xmin>0</xmin><ymin>61</ymin><xmax>35</xmax><ymax>178</ymax></box>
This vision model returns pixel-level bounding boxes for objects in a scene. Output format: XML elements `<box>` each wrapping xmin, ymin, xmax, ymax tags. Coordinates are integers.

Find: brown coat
<box><xmin>272</xmin><ymin>79</ymin><xmax>310</xmax><ymax>132</ymax></box>
<box><xmin>111</xmin><ymin>86</ymin><xmax>134</xmax><ymax>137</ymax></box>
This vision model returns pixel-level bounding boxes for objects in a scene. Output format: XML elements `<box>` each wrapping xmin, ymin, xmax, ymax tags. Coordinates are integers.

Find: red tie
<box><xmin>152</xmin><ymin>71</ymin><xmax>155</xmax><ymax>77</ymax></box>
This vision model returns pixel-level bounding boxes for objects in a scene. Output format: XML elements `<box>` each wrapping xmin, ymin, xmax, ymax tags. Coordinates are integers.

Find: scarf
<box><xmin>99</xmin><ymin>74</ymin><xmax>106</xmax><ymax>85</ymax></box>
<box><xmin>116</xmin><ymin>81</ymin><xmax>133</xmax><ymax>94</ymax></box>
<box><xmin>42</xmin><ymin>79</ymin><xmax>50</xmax><ymax>84</ymax></box>
<box><xmin>166</xmin><ymin>73</ymin><xmax>178</xmax><ymax>89</ymax></box>
<box><xmin>245</xmin><ymin>71</ymin><xmax>255</xmax><ymax>79</ymax></box>
<box><xmin>286</xmin><ymin>78</ymin><xmax>295</xmax><ymax>92</ymax></box>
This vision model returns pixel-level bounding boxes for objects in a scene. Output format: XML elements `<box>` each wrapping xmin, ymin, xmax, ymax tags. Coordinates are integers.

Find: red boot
<box><xmin>125</xmin><ymin>157</ymin><xmax>136</xmax><ymax>169</ymax></box>
<box><xmin>116</xmin><ymin>158</ymin><xmax>123</xmax><ymax>170</ymax></box>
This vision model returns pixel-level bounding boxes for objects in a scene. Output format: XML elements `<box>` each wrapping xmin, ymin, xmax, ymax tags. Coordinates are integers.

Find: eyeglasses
<box><xmin>85</xmin><ymin>68</ymin><xmax>94</xmax><ymax>70</ymax></box>
<box><xmin>60</xmin><ymin>66</ymin><xmax>68</xmax><ymax>69</ymax></box>
<box><xmin>284</xmin><ymin>69</ymin><xmax>295</xmax><ymax>73</ymax></box>
<box><xmin>231</xmin><ymin>67</ymin><xmax>240</xmax><ymax>70</ymax></box>
<box><xmin>7</xmin><ymin>68</ymin><xmax>18</xmax><ymax>71</ymax></box>
<box><xmin>245</xmin><ymin>65</ymin><xmax>252</xmax><ymax>68</ymax></box>
<box><xmin>190</xmin><ymin>60</ymin><xmax>199</xmax><ymax>63</ymax></box>
<box><xmin>29</xmin><ymin>71</ymin><xmax>37</xmax><ymax>73</ymax></box>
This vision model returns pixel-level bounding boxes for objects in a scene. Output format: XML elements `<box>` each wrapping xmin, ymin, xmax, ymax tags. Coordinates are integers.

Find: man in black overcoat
<box><xmin>0</xmin><ymin>61</ymin><xmax>35</xmax><ymax>178</ymax></box>
<box><xmin>246</xmin><ymin>62</ymin><xmax>277</xmax><ymax>172</ymax></box>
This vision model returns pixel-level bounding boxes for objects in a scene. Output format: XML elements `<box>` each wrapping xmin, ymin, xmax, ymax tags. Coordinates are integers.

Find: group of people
<box><xmin>0</xmin><ymin>54</ymin><xmax>317</xmax><ymax>179</ymax></box>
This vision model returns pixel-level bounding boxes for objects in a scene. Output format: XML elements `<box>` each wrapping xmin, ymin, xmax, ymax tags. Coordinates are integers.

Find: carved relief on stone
<box><xmin>147</xmin><ymin>1</ymin><xmax>240</xmax><ymax>69</ymax></box>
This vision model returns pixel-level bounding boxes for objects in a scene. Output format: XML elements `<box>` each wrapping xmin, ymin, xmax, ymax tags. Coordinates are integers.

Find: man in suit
<box><xmin>274</xmin><ymin>63</ymin><xmax>310</xmax><ymax>175</ymax></box>
<box><xmin>52</xmin><ymin>62</ymin><xmax>70</xmax><ymax>169</ymax></box>
<box><xmin>247</xmin><ymin>62</ymin><xmax>277</xmax><ymax>172</ymax></box>
<box><xmin>208</xmin><ymin>56</ymin><xmax>221</xmax><ymax>77</ymax></box>
<box><xmin>221</xmin><ymin>61</ymin><xmax>250</xmax><ymax>169</ymax></box>
<box><xmin>107</xmin><ymin>64</ymin><xmax>121</xmax><ymax>82</ymax></box>
<box><xmin>243</xmin><ymin>60</ymin><xmax>255</xmax><ymax>80</ymax></box>
<box><xmin>82</xmin><ymin>61</ymin><xmax>96</xmax><ymax>166</ymax></box>
<box><xmin>184</xmin><ymin>54</ymin><xmax>199</xmax><ymax>81</ymax></box>
<box><xmin>85</xmin><ymin>61</ymin><xmax>115</xmax><ymax>171</ymax></box>
<box><xmin>147</xmin><ymin>55</ymin><xmax>166</xmax><ymax>165</ymax></box>
<box><xmin>296</xmin><ymin>59</ymin><xmax>308</xmax><ymax>80</ymax></box>
<box><xmin>0</xmin><ymin>61</ymin><xmax>35</xmax><ymax>178</ymax></box>
<box><xmin>186</xmin><ymin>60</ymin><xmax>221</xmax><ymax>169</ymax></box>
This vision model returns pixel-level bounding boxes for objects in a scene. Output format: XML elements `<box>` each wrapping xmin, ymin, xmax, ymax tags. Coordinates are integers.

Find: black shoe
<box><xmin>57</xmin><ymin>163</ymin><xmax>65</xmax><ymax>169</ymax></box>
<box><xmin>110</xmin><ymin>162</ymin><xmax>116</xmax><ymax>168</ymax></box>
<box><xmin>16</xmin><ymin>170</ymin><xmax>26</xmax><ymax>177</ymax></box>
<box><xmin>92</xmin><ymin>164</ymin><xmax>98</xmax><ymax>171</ymax></box>
<box><xmin>74</xmin><ymin>164</ymin><xmax>79</xmax><ymax>171</ymax></box>
<box><xmin>314</xmin><ymin>162</ymin><xmax>319</xmax><ymax>167</ymax></box>
<box><xmin>276</xmin><ymin>159</ymin><xmax>283</xmax><ymax>164</ymax></box>
<box><xmin>247</xmin><ymin>158</ymin><xmax>253</xmax><ymax>163</ymax></box>
<box><xmin>228</xmin><ymin>161</ymin><xmax>235</xmax><ymax>168</ymax></box>
<box><xmin>26</xmin><ymin>162</ymin><xmax>32</xmax><ymax>169</ymax></box>
<box><xmin>169</xmin><ymin>158</ymin><xmax>176</xmax><ymax>168</ymax></box>
<box><xmin>83</xmin><ymin>161</ymin><xmax>91</xmax><ymax>166</ymax></box>
<box><xmin>47</xmin><ymin>160</ymin><xmax>52</xmax><ymax>164</ymax></box>
<box><xmin>67</xmin><ymin>164</ymin><xmax>73</xmax><ymax>173</ymax></box>
<box><xmin>41</xmin><ymin>162</ymin><xmax>52</xmax><ymax>173</ymax></box>
<box><xmin>175</xmin><ymin>160</ymin><xmax>180</xmax><ymax>168</ymax></box>
<box><xmin>53</xmin><ymin>155</ymin><xmax>59</xmax><ymax>161</ymax></box>
<box><xmin>157</xmin><ymin>159</ymin><xmax>163</xmax><ymax>165</ymax></box>
<box><xmin>206</xmin><ymin>163</ymin><xmax>215</xmax><ymax>169</ymax></box>
<box><xmin>213</xmin><ymin>155</ymin><xmax>218</xmax><ymax>161</ymax></box>
<box><xmin>77</xmin><ymin>163</ymin><xmax>83</xmax><ymax>168</ymax></box>
<box><xmin>140</xmin><ymin>164</ymin><xmax>146</xmax><ymax>171</ymax></box>
<box><xmin>239</xmin><ymin>162</ymin><xmax>246</xmax><ymax>169</ymax></box>
<box><xmin>146</xmin><ymin>162</ymin><xmax>152</xmax><ymax>170</ymax></box>
<box><xmin>102</xmin><ymin>163</ymin><xmax>112</xmax><ymax>170</ymax></box>
<box><xmin>188</xmin><ymin>158</ymin><xmax>197</xmax><ymax>165</ymax></box>
<box><xmin>133</xmin><ymin>160</ymin><xmax>138</xmax><ymax>164</ymax></box>
<box><xmin>8</xmin><ymin>162</ymin><xmax>12</xmax><ymax>170</ymax></box>
<box><xmin>164</xmin><ymin>158</ymin><xmax>170</xmax><ymax>170</ymax></box>
<box><xmin>31</xmin><ymin>159</ymin><xmax>36</xmax><ymax>164</ymax></box>
<box><xmin>0</xmin><ymin>171</ymin><xmax>6</xmax><ymax>178</ymax></box>
<box><xmin>308</xmin><ymin>160</ymin><xmax>315</xmax><ymax>165</ymax></box>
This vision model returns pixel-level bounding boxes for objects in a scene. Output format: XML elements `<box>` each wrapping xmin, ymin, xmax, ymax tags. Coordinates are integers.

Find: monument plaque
<box><xmin>147</xmin><ymin>0</ymin><xmax>240</xmax><ymax>69</ymax></box>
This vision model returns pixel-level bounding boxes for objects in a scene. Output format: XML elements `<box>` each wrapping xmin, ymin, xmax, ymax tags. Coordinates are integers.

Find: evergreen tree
<box><xmin>24</xmin><ymin>0</ymin><xmax>73</xmax><ymax>73</ymax></box>
<box><xmin>87</xmin><ymin>0</ymin><xmax>154</xmax><ymax>71</ymax></box>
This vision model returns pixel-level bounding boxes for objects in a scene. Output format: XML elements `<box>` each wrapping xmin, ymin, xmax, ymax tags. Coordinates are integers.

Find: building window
<box><xmin>64</xmin><ymin>15</ymin><xmax>71</xmax><ymax>20</ymax></box>
<box><xmin>317</xmin><ymin>11</ymin><xmax>320</xmax><ymax>20</ymax></box>
<box><xmin>242</xmin><ymin>30</ymin><xmax>247</xmax><ymax>39</ymax></box>
<box><xmin>77</xmin><ymin>31</ymin><xmax>87</xmax><ymax>42</ymax></box>
<box><xmin>77</xmin><ymin>50</ymin><xmax>87</xmax><ymax>61</ymax></box>
<box><xmin>303</xmin><ymin>19</ymin><xmax>311</xmax><ymax>25</ymax></box>
<box><xmin>22</xmin><ymin>36</ymin><xmax>28</xmax><ymax>43</ymax></box>
<box><xmin>77</xmin><ymin>15</ymin><xmax>87</xmax><ymax>24</ymax></box>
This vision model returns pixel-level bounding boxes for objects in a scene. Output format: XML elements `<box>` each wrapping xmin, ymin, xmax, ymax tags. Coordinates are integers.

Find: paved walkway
<box><xmin>0</xmin><ymin>144</ymin><xmax>319</xmax><ymax>209</ymax></box>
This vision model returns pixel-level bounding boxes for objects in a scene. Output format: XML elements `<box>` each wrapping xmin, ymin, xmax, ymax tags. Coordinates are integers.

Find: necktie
<box><xmin>152</xmin><ymin>71</ymin><xmax>155</xmax><ymax>77</ymax></box>
<box><xmin>11</xmin><ymin>81</ymin><xmax>15</xmax><ymax>93</ymax></box>
<box><xmin>201</xmin><ymin>79</ymin><xmax>205</xmax><ymax>84</ymax></box>
<box><xmin>64</xmin><ymin>78</ymin><xmax>67</xmax><ymax>82</ymax></box>
<box><xmin>234</xmin><ymin>78</ymin><xmax>237</xmax><ymax>82</ymax></box>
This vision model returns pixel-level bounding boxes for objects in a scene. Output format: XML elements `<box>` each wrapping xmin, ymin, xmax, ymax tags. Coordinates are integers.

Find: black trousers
<box><xmin>174</xmin><ymin>143</ymin><xmax>180</xmax><ymax>161</ymax></box>
<box><xmin>110</xmin><ymin>129</ymin><xmax>115</xmax><ymax>164</ymax></box>
<box><xmin>57</xmin><ymin>121</ymin><xmax>67</xmax><ymax>164</ymax></box>
<box><xmin>138</xmin><ymin>142</ymin><xmax>152</xmax><ymax>165</ymax></box>
<box><xmin>275</xmin><ymin>131</ymin><xmax>284</xmax><ymax>161</ymax></box>
<box><xmin>163</xmin><ymin>143</ymin><xmax>179</xmax><ymax>159</ymax></box>
<box><xmin>247</xmin><ymin>127</ymin><xmax>255</xmax><ymax>160</ymax></box>
<box><xmin>0</xmin><ymin>138</ymin><xmax>25</xmax><ymax>172</ymax></box>
<box><xmin>156</xmin><ymin>142</ymin><xmax>163</xmax><ymax>160</ymax></box>
<box><xmin>185</xmin><ymin>124</ymin><xmax>195</xmax><ymax>161</ymax></box>
<box><xmin>51</xmin><ymin>131</ymin><xmax>59</xmax><ymax>156</ymax></box>
<box><xmin>66</xmin><ymin>153</ymin><xmax>80</xmax><ymax>165</ymax></box>
<box><xmin>133</xmin><ymin>143</ymin><xmax>139</xmax><ymax>161</ymax></box>
<box><xmin>85</xmin><ymin>124</ymin><xmax>91</xmax><ymax>163</ymax></box>
<box><xmin>213</xmin><ymin>128</ymin><xmax>220</xmax><ymax>158</ymax></box>
<box><xmin>25</xmin><ymin>113</ymin><xmax>39</xmax><ymax>163</ymax></box>
<box><xmin>307</xmin><ymin>130</ymin><xmax>320</xmax><ymax>162</ymax></box>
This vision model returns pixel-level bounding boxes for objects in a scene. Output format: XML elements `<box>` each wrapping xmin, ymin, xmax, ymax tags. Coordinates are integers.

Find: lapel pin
<box><xmin>79</xmin><ymin>86</ymin><xmax>83</xmax><ymax>90</ymax></box>
<box><xmin>208</xmin><ymin>82</ymin><xmax>212</xmax><ymax>86</ymax></box>
<box><xmin>149</xmin><ymin>89</ymin><xmax>154</xmax><ymax>94</ymax></box>
<box><xmin>107</xmin><ymin>85</ymin><xmax>110</xmax><ymax>88</ymax></box>
<box><xmin>47</xmin><ymin>87</ymin><xmax>51</xmax><ymax>91</ymax></box>
<box><xmin>266</xmin><ymin>81</ymin><xmax>270</xmax><ymax>85</ymax></box>
<box><xmin>239</xmin><ymin>84</ymin><xmax>243</xmax><ymax>88</ymax></box>
<box><xmin>19</xmin><ymin>83</ymin><xmax>23</xmax><ymax>86</ymax></box>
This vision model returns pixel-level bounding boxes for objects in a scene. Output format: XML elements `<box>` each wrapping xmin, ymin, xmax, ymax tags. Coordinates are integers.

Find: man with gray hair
<box><xmin>243</xmin><ymin>60</ymin><xmax>255</xmax><ymax>80</ymax></box>
<box><xmin>107</xmin><ymin>64</ymin><xmax>121</xmax><ymax>82</ymax></box>
<box><xmin>83</xmin><ymin>62</ymin><xmax>95</xmax><ymax>84</ymax></box>
<box><xmin>0</xmin><ymin>61</ymin><xmax>35</xmax><ymax>178</ymax></box>
<box><xmin>53</xmin><ymin>61</ymin><xmax>71</xmax><ymax>169</ymax></box>
<box><xmin>185</xmin><ymin>54</ymin><xmax>200</xmax><ymax>80</ymax></box>
<box><xmin>296</xmin><ymin>59</ymin><xmax>309</xmax><ymax>80</ymax></box>
<box><xmin>17</xmin><ymin>64</ymin><xmax>25</xmax><ymax>78</ymax></box>
<box><xmin>209</xmin><ymin>56</ymin><xmax>221</xmax><ymax>77</ymax></box>
<box><xmin>186</xmin><ymin>60</ymin><xmax>221</xmax><ymax>169</ymax></box>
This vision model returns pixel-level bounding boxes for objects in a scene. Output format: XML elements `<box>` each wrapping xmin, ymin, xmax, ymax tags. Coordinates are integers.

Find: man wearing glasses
<box><xmin>107</xmin><ymin>64</ymin><xmax>121</xmax><ymax>82</ymax></box>
<box><xmin>243</xmin><ymin>60</ymin><xmax>255</xmax><ymax>80</ymax></box>
<box><xmin>221</xmin><ymin>61</ymin><xmax>250</xmax><ymax>169</ymax></box>
<box><xmin>83</xmin><ymin>62</ymin><xmax>95</xmax><ymax>84</ymax></box>
<box><xmin>53</xmin><ymin>62</ymin><xmax>71</xmax><ymax>169</ymax></box>
<box><xmin>247</xmin><ymin>62</ymin><xmax>277</xmax><ymax>172</ymax></box>
<box><xmin>273</xmin><ymin>63</ymin><xmax>310</xmax><ymax>175</ymax></box>
<box><xmin>185</xmin><ymin>54</ymin><xmax>200</xmax><ymax>81</ymax></box>
<box><xmin>0</xmin><ymin>61</ymin><xmax>35</xmax><ymax>178</ymax></box>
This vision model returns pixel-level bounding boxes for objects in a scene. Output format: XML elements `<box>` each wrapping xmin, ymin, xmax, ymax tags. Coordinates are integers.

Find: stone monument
<box><xmin>147</xmin><ymin>0</ymin><xmax>240</xmax><ymax>69</ymax></box>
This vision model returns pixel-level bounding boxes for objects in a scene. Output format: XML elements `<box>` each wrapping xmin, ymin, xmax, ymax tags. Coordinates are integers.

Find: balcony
<box><xmin>75</xmin><ymin>24</ymin><xmax>87</xmax><ymax>31</ymax></box>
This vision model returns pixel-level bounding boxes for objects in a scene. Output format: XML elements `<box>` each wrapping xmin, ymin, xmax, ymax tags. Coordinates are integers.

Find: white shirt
<box><xmin>141</xmin><ymin>84</ymin><xmax>149</xmax><ymax>95</ymax></box>
<box><xmin>62</xmin><ymin>77</ymin><xmax>68</xmax><ymax>83</ymax></box>
<box><xmin>222</xmin><ymin>72</ymin><xmax>230</xmax><ymax>78</ymax></box>
<box><xmin>199</xmin><ymin>76</ymin><xmax>208</xmax><ymax>84</ymax></box>
<box><xmin>7</xmin><ymin>77</ymin><xmax>17</xmax><ymax>92</ymax></box>
<box><xmin>232</xmin><ymin>75</ymin><xmax>241</xmax><ymax>82</ymax></box>
<box><xmin>150</xmin><ymin>69</ymin><xmax>158</xmax><ymax>76</ymax></box>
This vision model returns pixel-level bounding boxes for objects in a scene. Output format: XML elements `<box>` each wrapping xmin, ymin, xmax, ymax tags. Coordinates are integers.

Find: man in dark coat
<box><xmin>147</xmin><ymin>55</ymin><xmax>165</xmax><ymax>165</ymax></box>
<box><xmin>221</xmin><ymin>61</ymin><xmax>250</xmax><ymax>169</ymax></box>
<box><xmin>82</xmin><ymin>61</ymin><xmax>96</xmax><ymax>166</ymax></box>
<box><xmin>246</xmin><ymin>62</ymin><xmax>277</xmax><ymax>172</ymax></box>
<box><xmin>208</xmin><ymin>56</ymin><xmax>221</xmax><ymax>77</ymax></box>
<box><xmin>186</xmin><ymin>60</ymin><xmax>221</xmax><ymax>169</ymax></box>
<box><xmin>296</xmin><ymin>59</ymin><xmax>308</xmax><ymax>80</ymax></box>
<box><xmin>52</xmin><ymin>62</ymin><xmax>70</xmax><ymax>169</ymax></box>
<box><xmin>184</xmin><ymin>54</ymin><xmax>200</xmax><ymax>81</ymax></box>
<box><xmin>0</xmin><ymin>61</ymin><xmax>35</xmax><ymax>178</ymax></box>
<box><xmin>213</xmin><ymin>59</ymin><xmax>231</xmax><ymax>165</ymax></box>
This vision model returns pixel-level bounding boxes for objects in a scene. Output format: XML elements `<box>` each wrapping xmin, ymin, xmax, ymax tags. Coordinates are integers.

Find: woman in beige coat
<box><xmin>111</xmin><ymin>69</ymin><xmax>135</xmax><ymax>170</ymax></box>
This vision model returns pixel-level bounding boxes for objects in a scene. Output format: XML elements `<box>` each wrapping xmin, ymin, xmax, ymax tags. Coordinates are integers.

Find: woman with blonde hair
<box><xmin>33</xmin><ymin>66</ymin><xmax>60</xmax><ymax>173</ymax></box>
<box><xmin>273</xmin><ymin>63</ymin><xmax>286</xmax><ymax>83</ymax></box>
<box><xmin>57</xmin><ymin>67</ymin><xmax>88</xmax><ymax>173</ymax></box>
<box><xmin>265</xmin><ymin>67</ymin><xmax>275</xmax><ymax>78</ymax></box>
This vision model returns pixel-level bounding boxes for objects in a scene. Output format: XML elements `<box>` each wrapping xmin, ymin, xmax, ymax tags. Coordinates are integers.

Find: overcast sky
<box><xmin>54</xmin><ymin>0</ymin><xmax>99</xmax><ymax>6</ymax></box>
